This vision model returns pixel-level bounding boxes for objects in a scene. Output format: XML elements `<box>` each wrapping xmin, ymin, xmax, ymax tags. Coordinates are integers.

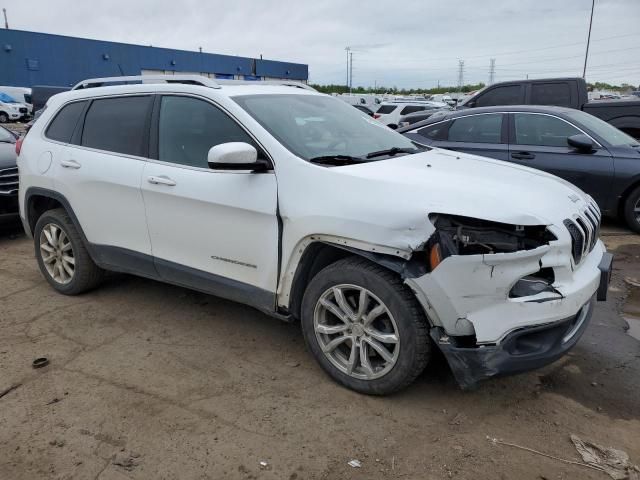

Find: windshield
<box><xmin>233</xmin><ymin>94</ymin><xmax>421</xmax><ymax>162</ymax></box>
<box><xmin>0</xmin><ymin>93</ymin><xmax>17</xmax><ymax>103</ymax></box>
<box><xmin>566</xmin><ymin>110</ymin><xmax>638</xmax><ymax>147</ymax></box>
<box><xmin>0</xmin><ymin>126</ymin><xmax>15</xmax><ymax>143</ymax></box>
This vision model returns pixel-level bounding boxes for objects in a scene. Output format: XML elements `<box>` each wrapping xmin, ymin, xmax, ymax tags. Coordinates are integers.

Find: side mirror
<box><xmin>567</xmin><ymin>134</ymin><xmax>595</xmax><ymax>152</ymax></box>
<box><xmin>207</xmin><ymin>142</ymin><xmax>268</xmax><ymax>171</ymax></box>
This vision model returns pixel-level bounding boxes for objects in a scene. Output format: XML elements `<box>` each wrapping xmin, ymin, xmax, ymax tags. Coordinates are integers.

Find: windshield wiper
<box><xmin>309</xmin><ymin>155</ymin><xmax>368</xmax><ymax>166</ymax></box>
<box><xmin>365</xmin><ymin>147</ymin><xmax>420</xmax><ymax>159</ymax></box>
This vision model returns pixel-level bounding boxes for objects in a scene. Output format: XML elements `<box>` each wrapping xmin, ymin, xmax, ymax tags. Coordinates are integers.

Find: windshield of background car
<box><xmin>0</xmin><ymin>93</ymin><xmax>17</xmax><ymax>103</ymax></box>
<box><xmin>234</xmin><ymin>94</ymin><xmax>418</xmax><ymax>161</ymax></box>
<box><xmin>566</xmin><ymin>110</ymin><xmax>639</xmax><ymax>147</ymax></box>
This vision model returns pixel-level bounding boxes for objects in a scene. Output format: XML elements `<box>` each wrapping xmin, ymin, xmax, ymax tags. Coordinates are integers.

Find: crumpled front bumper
<box><xmin>431</xmin><ymin>297</ymin><xmax>594</xmax><ymax>389</ymax></box>
<box><xmin>405</xmin><ymin>238</ymin><xmax>612</xmax><ymax>388</ymax></box>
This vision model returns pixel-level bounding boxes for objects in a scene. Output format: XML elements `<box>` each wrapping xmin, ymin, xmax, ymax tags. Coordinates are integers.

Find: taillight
<box><xmin>15</xmin><ymin>137</ymin><xmax>24</xmax><ymax>156</ymax></box>
<box><xmin>373</xmin><ymin>114</ymin><xmax>381</xmax><ymax>119</ymax></box>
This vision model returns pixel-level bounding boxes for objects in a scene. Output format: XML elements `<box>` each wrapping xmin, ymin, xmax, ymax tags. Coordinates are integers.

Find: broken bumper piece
<box><xmin>431</xmin><ymin>297</ymin><xmax>594</xmax><ymax>389</ymax></box>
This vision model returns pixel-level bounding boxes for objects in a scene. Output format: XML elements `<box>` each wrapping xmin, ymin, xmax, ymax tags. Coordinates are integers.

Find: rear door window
<box><xmin>400</xmin><ymin>105</ymin><xmax>426</xmax><ymax>115</ymax></box>
<box><xmin>475</xmin><ymin>86</ymin><xmax>522</xmax><ymax>107</ymax></box>
<box><xmin>81</xmin><ymin>96</ymin><xmax>153</xmax><ymax>156</ymax></box>
<box><xmin>513</xmin><ymin>113</ymin><xmax>581</xmax><ymax>147</ymax></box>
<box><xmin>45</xmin><ymin>101</ymin><xmax>87</xmax><ymax>143</ymax></box>
<box><xmin>376</xmin><ymin>105</ymin><xmax>397</xmax><ymax>114</ymax></box>
<box><xmin>530</xmin><ymin>83</ymin><xmax>571</xmax><ymax>107</ymax></box>
<box><xmin>416</xmin><ymin>122</ymin><xmax>449</xmax><ymax>140</ymax></box>
<box><xmin>447</xmin><ymin>114</ymin><xmax>503</xmax><ymax>143</ymax></box>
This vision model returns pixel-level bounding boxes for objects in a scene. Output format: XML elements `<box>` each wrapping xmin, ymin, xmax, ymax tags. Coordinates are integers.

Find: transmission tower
<box><xmin>457</xmin><ymin>60</ymin><xmax>465</xmax><ymax>91</ymax></box>
<box><xmin>489</xmin><ymin>58</ymin><xmax>496</xmax><ymax>85</ymax></box>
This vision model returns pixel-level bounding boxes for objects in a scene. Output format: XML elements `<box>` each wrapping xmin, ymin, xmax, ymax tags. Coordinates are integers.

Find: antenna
<box><xmin>2</xmin><ymin>8</ymin><xmax>8</xmax><ymax>29</ymax></box>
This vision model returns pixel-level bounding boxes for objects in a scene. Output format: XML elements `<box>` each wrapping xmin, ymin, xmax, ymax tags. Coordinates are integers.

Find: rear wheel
<box><xmin>34</xmin><ymin>208</ymin><xmax>104</xmax><ymax>294</ymax></box>
<box><xmin>623</xmin><ymin>186</ymin><xmax>640</xmax><ymax>233</ymax></box>
<box><xmin>301</xmin><ymin>257</ymin><xmax>430</xmax><ymax>395</ymax></box>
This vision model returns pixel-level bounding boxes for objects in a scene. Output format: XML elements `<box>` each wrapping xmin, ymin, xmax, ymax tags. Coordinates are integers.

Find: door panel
<box><xmin>142</xmin><ymin>94</ymin><xmax>280</xmax><ymax>303</ymax></box>
<box><xmin>141</xmin><ymin>162</ymin><xmax>279</xmax><ymax>296</ymax></box>
<box><xmin>508</xmin><ymin>113</ymin><xmax>614</xmax><ymax>208</ymax></box>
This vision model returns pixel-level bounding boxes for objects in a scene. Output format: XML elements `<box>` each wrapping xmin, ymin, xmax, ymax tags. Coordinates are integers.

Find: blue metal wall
<box><xmin>0</xmin><ymin>29</ymin><xmax>308</xmax><ymax>87</ymax></box>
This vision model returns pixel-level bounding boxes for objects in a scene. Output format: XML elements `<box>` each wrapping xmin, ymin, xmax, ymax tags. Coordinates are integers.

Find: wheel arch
<box><xmin>280</xmin><ymin>236</ymin><xmax>426</xmax><ymax>320</ymax></box>
<box><xmin>616</xmin><ymin>177</ymin><xmax>640</xmax><ymax>219</ymax></box>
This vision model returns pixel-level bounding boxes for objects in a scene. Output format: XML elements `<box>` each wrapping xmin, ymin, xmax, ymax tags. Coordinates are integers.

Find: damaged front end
<box><xmin>405</xmin><ymin>213</ymin><xmax>607</xmax><ymax>389</ymax></box>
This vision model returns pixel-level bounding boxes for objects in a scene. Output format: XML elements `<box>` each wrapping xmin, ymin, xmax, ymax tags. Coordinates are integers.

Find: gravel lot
<box><xmin>1</xmin><ymin>214</ymin><xmax>640</xmax><ymax>479</ymax></box>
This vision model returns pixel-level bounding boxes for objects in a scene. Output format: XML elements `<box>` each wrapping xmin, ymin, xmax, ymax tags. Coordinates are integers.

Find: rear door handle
<box><xmin>60</xmin><ymin>159</ymin><xmax>81</xmax><ymax>169</ymax></box>
<box><xmin>147</xmin><ymin>175</ymin><xmax>176</xmax><ymax>186</ymax></box>
<box><xmin>511</xmin><ymin>151</ymin><xmax>536</xmax><ymax>160</ymax></box>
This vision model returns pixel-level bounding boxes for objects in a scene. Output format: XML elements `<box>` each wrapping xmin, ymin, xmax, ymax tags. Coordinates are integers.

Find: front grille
<box><xmin>19</xmin><ymin>107</ymin><xmax>27</xmax><ymax>114</ymax></box>
<box><xmin>0</xmin><ymin>166</ymin><xmax>19</xmax><ymax>195</ymax></box>
<box><xmin>564</xmin><ymin>200</ymin><xmax>601</xmax><ymax>265</ymax></box>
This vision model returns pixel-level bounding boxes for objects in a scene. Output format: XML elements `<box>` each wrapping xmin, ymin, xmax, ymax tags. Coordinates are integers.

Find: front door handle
<box><xmin>60</xmin><ymin>159</ymin><xmax>81</xmax><ymax>169</ymax></box>
<box><xmin>147</xmin><ymin>175</ymin><xmax>176</xmax><ymax>186</ymax></box>
<box><xmin>511</xmin><ymin>151</ymin><xmax>536</xmax><ymax>160</ymax></box>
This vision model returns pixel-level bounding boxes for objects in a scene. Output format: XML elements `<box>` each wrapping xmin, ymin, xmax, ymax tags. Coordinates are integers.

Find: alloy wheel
<box><xmin>313</xmin><ymin>284</ymin><xmax>400</xmax><ymax>380</ymax></box>
<box><xmin>39</xmin><ymin>223</ymin><xmax>75</xmax><ymax>285</ymax></box>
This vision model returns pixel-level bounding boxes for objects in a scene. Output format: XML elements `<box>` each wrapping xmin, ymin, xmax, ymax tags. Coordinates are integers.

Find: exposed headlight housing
<box><xmin>428</xmin><ymin>214</ymin><xmax>556</xmax><ymax>270</ymax></box>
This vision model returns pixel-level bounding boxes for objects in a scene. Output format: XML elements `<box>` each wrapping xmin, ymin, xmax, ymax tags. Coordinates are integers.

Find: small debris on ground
<box><xmin>32</xmin><ymin>357</ymin><xmax>49</xmax><ymax>369</ymax></box>
<box><xmin>259</xmin><ymin>460</ymin><xmax>269</xmax><ymax>469</ymax></box>
<box><xmin>49</xmin><ymin>439</ymin><xmax>65</xmax><ymax>448</ymax></box>
<box><xmin>348</xmin><ymin>459</ymin><xmax>362</xmax><ymax>468</ymax></box>
<box><xmin>113</xmin><ymin>452</ymin><xmax>140</xmax><ymax>471</ymax></box>
<box><xmin>0</xmin><ymin>383</ymin><xmax>21</xmax><ymax>400</ymax></box>
<box><xmin>46</xmin><ymin>398</ymin><xmax>61</xmax><ymax>405</ymax></box>
<box><xmin>624</xmin><ymin>277</ymin><xmax>640</xmax><ymax>288</ymax></box>
<box><xmin>285</xmin><ymin>361</ymin><xmax>300</xmax><ymax>368</ymax></box>
<box><xmin>571</xmin><ymin>434</ymin><xmax>640</xmax><ymax>480</ymax></box>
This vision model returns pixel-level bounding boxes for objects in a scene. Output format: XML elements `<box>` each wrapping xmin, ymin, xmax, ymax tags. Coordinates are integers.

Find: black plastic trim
<box><xmin>433</xmin><ymin>297</ymin><xmax>594</xmax><ymax>389</ymax></box>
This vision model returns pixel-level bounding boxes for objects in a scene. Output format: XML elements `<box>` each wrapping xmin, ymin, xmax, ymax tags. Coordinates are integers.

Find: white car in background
<box><xmin>17</xmin><ymin>75</ymin><xmax>611</xmax><ymax>394</ymax></box>
<box><xmin>374</xmin><ymin>100</ymin><xmax>451</xmax><ymax>129</ymax></box>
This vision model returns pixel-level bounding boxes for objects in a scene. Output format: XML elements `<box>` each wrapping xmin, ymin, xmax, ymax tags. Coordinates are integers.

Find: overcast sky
<box><xmin>5</xmin><ymin>0</ymin><xmax>639</xmax><ymax>88</ymax></box>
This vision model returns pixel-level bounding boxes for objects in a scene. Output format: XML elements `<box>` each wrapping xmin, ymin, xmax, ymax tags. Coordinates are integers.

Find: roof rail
<box><xmin>72</xmin><ymin>74</ymin><xmax>221</xmax><ymax>90</ymax></box>
<box><xmin>215</xmin><ymin>79</ymin><xmax>316</xmax><ymax>91</ymax></box>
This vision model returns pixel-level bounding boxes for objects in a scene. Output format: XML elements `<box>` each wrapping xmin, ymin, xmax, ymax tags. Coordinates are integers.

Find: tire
<box><xmin>34</xmin><ymin>208</ymin><xmax>104</xmax><ymax>295</ymax></box>
<box><xmin>623</xmin><ymin>186</ymin><xmax>640</xmax><ymax>233</ymax></box>
<box><xmin>388</xmin><ymin>124</ymin><xmax>398</xmax><ymax>130</ymax></box>
<box><xmin>0</xmin><ymin>112</ymin><xmax>8</xmax><ymax>123</ymax></box>
<box><xmin>301</xmin><ymin>256</ymin><xmax>430</xmax><ymax>395</ymax></box>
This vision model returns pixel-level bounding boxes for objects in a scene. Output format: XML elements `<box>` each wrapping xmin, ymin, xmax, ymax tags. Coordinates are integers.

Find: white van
<box><xmin>0</xmin><ymin>86</ymin><xmax>33</xmax><ymax>118</ymax></box>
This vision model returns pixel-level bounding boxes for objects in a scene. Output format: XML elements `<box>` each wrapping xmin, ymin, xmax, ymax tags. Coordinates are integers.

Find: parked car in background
<box><xmin>18</xmin><ymin>74</ymin><xmax>611</xmax><ymax>393</ymax></box>
<box><xmin>0</xmin><ymin>86</ymin><xmax>33</xmax><ymax>117</ymax></box>
<box><xmin>30</xmin><ymin>85</ymin><xmax>71</xmax><ymax>113</ymax></box>
<box><xmin>338</xmin><ymin>94</ymin><xmax>382</xmax><ymax>112</ymax></box>
<box><xmin>374</xmin><ymin>100</ymin><xmax>451</xmax><ymax>129</ymax></box>
<box><xmin>457</xmin><ymin>77</ymin><xmax>640</xmax><ymax>139</ymax></box>
<box><xmin>0</xmin><ymin>125</ymin><xmax>19</xmax><ymax>219</ymax></box>
<box><xmin>399</xmin><ymin>105</ymin><xmax>640</xmax><ymax>231</ymax></box>
<box><xmin>353</xmin><ymin>104</ymin><xmax>375</xmax><ymax>116</ymax></box>
<box><xmin>0</xmin><ymin>93</ymin><xmax>29</xmax><ymax>123</ymax></box>
<box><xmin>397</xmin><ymin>108</ymin><xmax>449</xmax><ymax>128</ymax></box>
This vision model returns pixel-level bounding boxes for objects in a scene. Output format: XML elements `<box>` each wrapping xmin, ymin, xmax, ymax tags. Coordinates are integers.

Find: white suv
<box><xmin>374</xmin><ymin>100</ymin><xmax>450</xmax><ymax>129</ymax></box>
<box><xmin>18</xmin><ymin>75</ymin><xmax>612</xmax><ymax>394</ymax></box>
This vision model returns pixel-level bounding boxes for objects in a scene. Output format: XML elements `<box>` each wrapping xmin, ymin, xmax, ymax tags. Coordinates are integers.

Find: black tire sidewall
<box><xmin>301</xmin><ymin>260</ymin><xmax>426</xmax><ymax>395</ymax></box>
<box><xmin>34</xmin><ymin>210</ymin><xmax>87</xmax><ymax>294</ymax></box>
<box><xmin>0</xmin><ymin>113</ymin><xmax>8</xmax><ymax>123</ymax></box>
<box><xmin>624</xmin><ymin>187</ymin><xmax>640</xmax><ymax>233</ymax></box>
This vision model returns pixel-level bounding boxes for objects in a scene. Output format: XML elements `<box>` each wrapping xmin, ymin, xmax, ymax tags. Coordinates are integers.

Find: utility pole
<box><xmin>2</xmin><ymin>8</ymin><xmax>8</xmax><ymax>29</ymax></box>
<box><xmin>488</xmin><ymin>58</ymin><xmax>496</xmax><ymax>85</ymax></box>
<box><xmin>349</xmin><ymin>51</ymin><xmax>353</xmax><ymax>95</ymax></box>
<box><xmin>345</xmin><ymin>46</ymin><xmax>350</xmax><ymax>91</ymax></box>
<box><xmin>457</xmin><ymin>60</ymin><xmax>465</xmax><ymax>92</ymax></box>
<box><xmin>583</xmin><ymin>0</ymin><xmax>595</xmax><ymax>79</ymax></box>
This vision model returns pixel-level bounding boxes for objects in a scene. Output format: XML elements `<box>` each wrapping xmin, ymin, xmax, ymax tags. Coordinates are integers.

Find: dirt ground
<box><xmin>1</xmin><ymin>217</ymin><xmax>639</xmax><ymax>480</ymax></box>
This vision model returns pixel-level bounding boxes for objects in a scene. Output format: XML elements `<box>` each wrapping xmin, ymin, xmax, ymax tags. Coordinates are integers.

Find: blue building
<box><xmin>0</xmin><ymin>29</ymin><xmax>308</xmax><ymax>87</ymax></box>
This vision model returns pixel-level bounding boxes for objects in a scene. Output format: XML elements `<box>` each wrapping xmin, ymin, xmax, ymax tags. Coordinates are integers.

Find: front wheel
<box><xmin>301</xmin><ymin>257</ymin><xmax>430</xmax><ymax>395</ymax></box>
<box><xmin>0</xmin><ymin>112</ymin><xmax>8</xmax><ymax>123</ymax></box>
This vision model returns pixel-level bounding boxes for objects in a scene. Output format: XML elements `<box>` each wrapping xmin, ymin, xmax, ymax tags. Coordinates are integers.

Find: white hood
<box><xmin>337</xmin><ymin>148</ymin><xmax>590</xmax><ymax>227</ymax></box>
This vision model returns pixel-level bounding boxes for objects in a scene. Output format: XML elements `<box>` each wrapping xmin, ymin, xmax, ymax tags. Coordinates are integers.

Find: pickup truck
<box><xmin>458</xmin><ymin>77</ymin><xmax>640</xmax><ymax>139</ymax></box>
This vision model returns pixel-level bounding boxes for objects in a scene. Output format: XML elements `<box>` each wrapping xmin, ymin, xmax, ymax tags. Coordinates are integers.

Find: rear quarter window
<box><xmin>400</xmin><ymin>105</ymin><xmax>426</xmax><ymax>115</ymax></box>
<box><xmin>530</xmin><ymin>83</ymin><xmax>571</xmax><ymax>107</ymax></box>
<box><xmin>45</xmin><ymin>101</ymin><xmax>87</xmax><ymax>143</ymax></box>
<box><xmin>376</xmin><ymin>105</ymin><xmax>397</xmax><ymax>114</ymax></box>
